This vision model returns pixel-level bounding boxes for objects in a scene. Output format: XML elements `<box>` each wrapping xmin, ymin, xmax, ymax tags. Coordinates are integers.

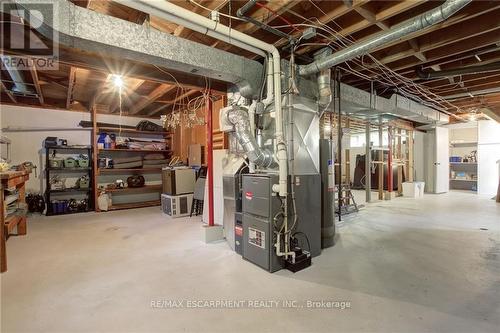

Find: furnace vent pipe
<box><xmin>314</xmin><ymin>48</ymin><xmax>333</xmax><ymax>108</ymax></box>
<box><xmin>227</xmin><ymin>106</ymin><xmax>276</xmax><ymax>168</ymax></box>
<box><xmin>298</xmin><ymin>0</ymin><xmax>471</xmax><ymax>76</ymax></box>
<box><xmin>118</xmin><ymin>0</ymin><xmax>288</xmax><ymax>197</ymax></box>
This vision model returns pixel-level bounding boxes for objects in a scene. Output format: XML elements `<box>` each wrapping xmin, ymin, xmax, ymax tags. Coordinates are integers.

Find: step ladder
<box><xmin>335</xmin><ymin>184</ymin><xmax>359</xmax><ymax>216</ymax></box>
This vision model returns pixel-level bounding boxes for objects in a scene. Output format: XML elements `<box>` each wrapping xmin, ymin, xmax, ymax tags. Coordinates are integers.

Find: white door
<box><xmin>434</xmin><ymin>126</ymin><xmax>449</xmax><ymax>193</ymax></box>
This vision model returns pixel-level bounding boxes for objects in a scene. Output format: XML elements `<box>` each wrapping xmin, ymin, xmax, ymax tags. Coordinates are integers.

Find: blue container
<box><xmin>51</xmin><ymin>200</ymin><xmax>59</xmax><ymax>213</ymax></box>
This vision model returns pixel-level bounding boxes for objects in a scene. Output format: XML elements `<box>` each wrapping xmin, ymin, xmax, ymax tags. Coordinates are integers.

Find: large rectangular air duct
<box><xmin>337</xmin><ymin>83</ymin><xmax>449</xmax><ymax>124</ymax></box>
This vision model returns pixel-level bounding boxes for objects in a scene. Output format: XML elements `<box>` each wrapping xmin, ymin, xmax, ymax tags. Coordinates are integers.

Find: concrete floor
<box><xmin>1</xmin><ymin>191</ymin><xmax>499</xmax><ymax>333</ymax></box>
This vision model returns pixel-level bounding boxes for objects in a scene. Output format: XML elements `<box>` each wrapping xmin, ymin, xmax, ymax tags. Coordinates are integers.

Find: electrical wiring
<box><xmin>187</xmin><ymin>0</ymin><xmax>245</xmax><ymax>21</ymax></box>
<box><xmin>253</xmin><ymin>1</ymin><xmax>301</xmax><ymax>33</ymax></box>
<box><xmin>154</xmin><ymin>64</ymin><xmax>213</xmax><ymax>129</ymax></box>
<box><xmin>273</xmin><ymin>2</ymin><xmax>467</xmax><ymax>118</ymax></box>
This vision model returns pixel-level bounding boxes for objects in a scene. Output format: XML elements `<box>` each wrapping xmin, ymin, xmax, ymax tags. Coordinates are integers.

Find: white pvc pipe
<box><xmin>118</xmin><ymin>0</ymin><xmax>288</xmax><ymax>197</ymax></box>
<box><xmin>115</xmin><ymin>1</ymin><xmax>266</xmax><ymax>58</ymax></box>
<box><xmin>261</xmin><ymin>57</ymin><xmax>274</xmax><ymax>108</ymax></box>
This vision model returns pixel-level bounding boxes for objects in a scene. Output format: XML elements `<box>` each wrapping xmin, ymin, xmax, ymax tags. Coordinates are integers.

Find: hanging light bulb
<box><xmin>112</xmin><ymin>75</ymin><xmax>123</xmax><ymax>88</ymax></box>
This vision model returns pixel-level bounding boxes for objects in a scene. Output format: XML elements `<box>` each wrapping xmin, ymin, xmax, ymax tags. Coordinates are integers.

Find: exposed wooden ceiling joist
<box><xmin>66</xmin><ymin>66</ymin><xmax>76</xmax><ymax>109</ymax></box>
<box><xmin>28</xmin><ymin>63</ymin><xmax>44</xmax><ymax>105</ymax></box>
<box><xmin>129</xmin><ymin>84</ymin><xmax>175</xmax><ymax>115</ymax></box>
<box><xmin>0</xmin><ymin>80</ymin><xmax>17</xmax><ymax>103</ymax></box>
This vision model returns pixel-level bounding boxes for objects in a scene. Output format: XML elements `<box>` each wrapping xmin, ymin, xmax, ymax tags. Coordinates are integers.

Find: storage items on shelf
<box><xmin>93</xmin><ymin>125</ymin><xmax>173</xmax><ymax>212</ymax></box>
<box><xmin>449</xmin><ymin>133</ymin><xmax>478</xmax><ymax>191</ymax></box>
<box><xmin>45</xmin><ymin>145</ymin><xmax>94</xmax><ymax>216</ymax></box>
<box><xmin>26</xmin><ymin>194</ymin><xmax>45</xmax><ymax>214</ymax></box>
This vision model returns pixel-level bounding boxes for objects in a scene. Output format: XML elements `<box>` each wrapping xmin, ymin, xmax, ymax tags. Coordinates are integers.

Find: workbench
<box><xmin>1</xmin><ymin>170</ymin><xmax>29</xmax><ymax>273</ymax></box>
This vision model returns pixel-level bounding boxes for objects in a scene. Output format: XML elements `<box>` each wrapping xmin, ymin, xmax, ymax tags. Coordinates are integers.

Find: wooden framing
<box><xmin>28</xmin><ymin>63</ymin><xmax>44</xmax><ymax>105</ymax></box>
<box><xmin>0</xmin><ymin>0</ymin><xmax>497</xmax><ymax>119</ymax></box>
<box><xmin>1</xmin><ymin>171</ymin><xmax>29</xmax><ymax>273</ymax></box>
<box><xmin>66</xmin><ymin>66</ymin><xmax>76</xmax><ymax>110</ymax></box>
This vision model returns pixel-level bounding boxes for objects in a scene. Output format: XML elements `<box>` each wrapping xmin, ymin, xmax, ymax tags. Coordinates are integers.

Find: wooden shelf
<box><xmin>104</xmin><ymin>184</ymin><xmax>161</xmax><ymax>193</ymax></box>
<box><xmin>450</xmin><ymin>179</ymin><xmax>477</xmax><ymax>182</ymax></box>
<box><xmin>97</xmin><ymin>127</ymin><xmax>172</xmax><ymax>136</ymax></box>
<box><xmin>99</xmin><ymin>148</ymin><xmax>171</xmax><ymax>153</ymax></box>
<box><xmin>450</xmin><ymin>162</ymin><xmax>477</xmax><ymax>165</ymax></box>
<box><xmin>4</xmin><ymin>214</ymin><xmax>25</xmax><ymax>234</ymax></box>
<box><xmin>98</xmin><ymin>167</ymin><xmax>162</xmax><ymax>174</ymax></box>
<box><xmin>450</xmin><ymin>142</ymin><xmax>477</xmax><ymax>147</ymax></box>
<box><xmin>107</xmin><ymin>200</ymin><xmax>160</xmax><ymax>211</ymax></box>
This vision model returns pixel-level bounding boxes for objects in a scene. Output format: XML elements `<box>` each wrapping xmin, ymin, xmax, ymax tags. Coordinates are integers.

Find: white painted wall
<box><xmin>0</xmin><ymin>104</ymin><xmax>161</xmax><ymax>193</ymax></box>
<box><xmin>477</xmin><ymin>120</ymin><xmax>500</xmax><ymax>196</ymax></box>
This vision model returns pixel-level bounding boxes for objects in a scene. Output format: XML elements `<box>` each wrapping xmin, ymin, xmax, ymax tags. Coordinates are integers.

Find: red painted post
<box><xmin>206</xmin><ymin>95</ymin><xmax>214</xmax><ymax>227</ymax></box>
<box><xmin>387</xmin><ymin>126</ymin><xmax>393</xmax><ymax>193</ymax></box>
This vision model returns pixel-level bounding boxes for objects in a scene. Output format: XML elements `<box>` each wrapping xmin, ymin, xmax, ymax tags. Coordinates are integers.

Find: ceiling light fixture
<box><xmin>112</xmin><ymin>75</ymin><xmax>124</xmax><ymax>88</ymax></box>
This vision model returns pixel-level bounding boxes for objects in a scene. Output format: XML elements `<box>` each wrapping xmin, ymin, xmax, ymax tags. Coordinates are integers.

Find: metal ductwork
<box><xmin>224</xmin><ymin>106</ymin><xmax>276</xmax><ymax>168</ymax></box>
<box><xmin>298</xmin><ymin>0</ymin><xmax>471</xmax><ymax>76</ymax></box>
<box><xmin>338</xmin><ymin>82</ymin><xmax>450</xmax><ymax>124</ymax></box>
<box><xmin>314</xmin><ymin>48</ymin><xmax>333</xmax><ymax>108</ymax></box>
<box><xmin>1</xmin><ymin>0</ymin><xmax>264</xmax><ymax>98</ymax></box>
<box><xmin>416</xmin><ymin>62</ymin><xmax>500</xmax><ymax>79</ymax></box>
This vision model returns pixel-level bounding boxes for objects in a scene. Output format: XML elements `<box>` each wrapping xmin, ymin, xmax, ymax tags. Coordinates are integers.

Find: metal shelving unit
<box><xmin>45</xmin><ymin>146</ymin><xmax>94</xmax><ymax>216</ymax></box>
<box><xmin>449</xmin><ymin>140</ymin><xmax>478</xmax><ymax>191</ymax></box>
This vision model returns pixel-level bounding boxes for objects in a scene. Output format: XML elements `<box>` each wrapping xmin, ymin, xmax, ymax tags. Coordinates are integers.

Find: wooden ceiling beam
<box><xmin>71</xmin><ymin>0</ymin><xmax>91</xmax><ymax>8</ymax></box>
<box><xmin>107</xmin><ymin>78</ymin><xmax>146</xmax><ymax>114</ymax></box>
<box><xmin>300</xmin><ymin>1</ymin><xmax>499</xmax><ymax>62</ymax></box>
<box><xmin>211</xmin><ymin>0</ymin><xmax>301</xmax><ymax>53</ymax></box>
<box><xmin>174</xmin><ymin>0</ymin><xmax>230</xmax><ymax>38</ymax></box>
<box><xmin>374</xmin><ymin>13</ymin><xmax>500</xmax><ymax>67</ymax></box>
<box><xmin>273</xmin><ymin>0</ymin><xmax>366</xmax><ymax>50</ymax></box>
<box><xmin>0</xmin><ymin>81</ymin><xmax>17</xmax><ymax>103</ymax></box>
<box><xmin>391</xmin><ymin>29</ymin><xmax>500</xmax><ymax>73</ymax></box>
<box><xmin>439</xmin><ymin>80</ymin><xmax>500</xmax><ymax>97</ymax></box>
<box><xmin>66</xmin><ymin>66</ymin><xmax>76</xmax><ymax>110</ymax></box>
<box><xmin>425</xmin><ymin>72</ymin><xmax>500</xmax><ymax>90</ymax></box>
<box><xmin>1</xmin><ymin>47</ymin><xmax>227</xmax><ymax>94</ymax></box>
<box><xmin>28</xmin><ymin>63</ymin><xmax>44</xmax><ymax>105</ymax></box>
<box><xmin>295</xmin><ymin>0</ymin><xmax>422</xmax><ymax>56</ymax></box>
<box><xmin>147</xmin><ymin>89</ymin><xmax>199</xmax><ymax>116</ymax></box>
<box><xmin>345</xmin><ymin>30</ymin><xmax>500</xmax><ymax>86</ymax></box>
<box><xmin>89</xmin><ymin>73</ymin><xmax>111</xmax><ymax>112</ymax></box>
<box><xmin>129</xmin><ymin>83</ymin><xmax>174</xmax><ymax>115</ymax></box>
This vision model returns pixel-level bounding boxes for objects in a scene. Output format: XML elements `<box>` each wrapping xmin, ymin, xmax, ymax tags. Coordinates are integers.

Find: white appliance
<box><xmin>162</xmin><ymin>167</ymin><xmax>196</xmax><ymax>195</ymax></box>
<box><xmin>424</xmin><ymin>127</ymin><xmax>449</xmax><ymax>193</ymax></box>
<box><xmin>161</xmin><ymin>193</ymin><xmax>193</xmax><ymax>218</ymax></box>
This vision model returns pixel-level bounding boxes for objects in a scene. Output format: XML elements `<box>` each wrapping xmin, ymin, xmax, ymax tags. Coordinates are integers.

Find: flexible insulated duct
<box><xmin>226</xmin><ymin>106</ymin><xmax>276</xmax><ymax>168</ymax></box>
<box><xmin>298</xmin><ymin>0</ymin><xmax>471</xmax><ymax>76</ymax></box>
